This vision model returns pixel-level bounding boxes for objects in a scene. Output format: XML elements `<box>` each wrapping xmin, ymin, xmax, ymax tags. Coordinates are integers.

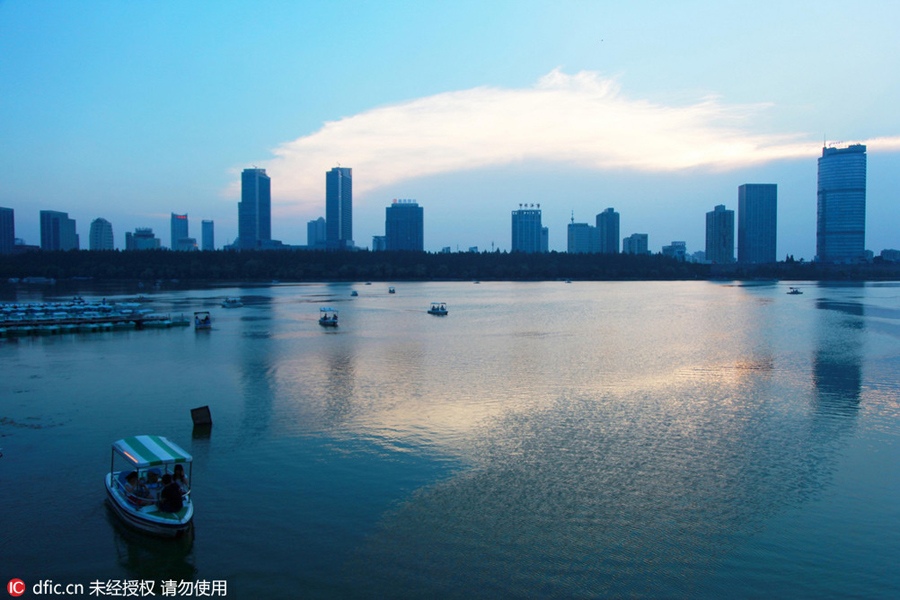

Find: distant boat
<box><xmin>193</xmin><ymin>311</ymin><xmax>212</xmax><ymax>330</ymax></box>
<box><xmin>318</xmin><ymin>307</ymin><xmax>339</xmax><ymax>327</ymax></box>
<box><xmin>787</xmin><ymin>287</ymin><xmax>803</xmax><ymax>295</ymax></box>
<box><xmin>388</xmin><ymin>286</ymin><xmax>396</xmax><ymax>294</ymax></box>
<box><xmin>105</xmin><ymin>435</ymin><xmax>193</xmax><ymax>537</ymax></box>
<box><xmin>350</xmin><ymin>290</ymin><xmax>358</xmax><ymax>297</ymax></box>
<box><xmin>427</xmin><ymin>302</ymin><xmax>448</xmax><ymax>316</ymax></box>
<box><xmin>221</xmin><ymin>297</ymin><xmax>243</xmax><ymax>308</ymax></box>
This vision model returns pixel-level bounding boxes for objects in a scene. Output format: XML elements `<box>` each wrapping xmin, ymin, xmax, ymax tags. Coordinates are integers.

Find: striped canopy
<box><xmin>112</xmin><ymin>435</ymin><xmax>192</xmax><ymax>468</ymax></box>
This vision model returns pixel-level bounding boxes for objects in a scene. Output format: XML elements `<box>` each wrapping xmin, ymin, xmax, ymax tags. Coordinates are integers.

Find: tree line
<box><xmin>1</xmin><ymin>249</ymin><xmax>898</xmax><ymax>282</ymax></box>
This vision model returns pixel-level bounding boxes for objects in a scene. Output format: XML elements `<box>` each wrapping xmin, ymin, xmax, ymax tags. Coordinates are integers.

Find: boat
<box><xmin>388</xmin><ymin>286</ymin><xmax>396</xmax><ymax>294</ymax></box>
<box><xmin>104</xmin><ymin>435</ymin><xmax>194</xmax><ymax>537</ymax></box>
<box><xmin>318</xmin><ymin>307</ymin><xmax>339</xmax><ymax>327</ymax></box>
<box><xmin>193</xmin><ymin>311</ymin><xmax>212</xmax><ymax>330</ymax></box>
<box><xmin>350</xmin><ymin>290</ymin><xmax>358</xmax><ymax>297</ymax></box>
<box><xmin>221</xmin><ymin>297</ymin><xmax>243</xmax><ymax>308</ymax></box>
<box><xmin>787</xmin><ymin>287</ymin><xmax>803</xmax><ymax>295</ymax></box>
<box><xmin>427</xmin><ymin>302</ymin><xmax>448</xmax><ymax>316</ymax></box>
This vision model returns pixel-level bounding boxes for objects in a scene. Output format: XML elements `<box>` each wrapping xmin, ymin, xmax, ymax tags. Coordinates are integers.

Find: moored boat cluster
<box><xmin>0</xmin><ymin>298</ymin><xmax>189</xmax><ymax>337</ymax></box>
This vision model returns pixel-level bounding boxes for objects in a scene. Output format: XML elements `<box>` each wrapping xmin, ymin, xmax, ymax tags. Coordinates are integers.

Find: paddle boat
<box><xmin>319</xmin><ymin>307</ymin><xmax>339</xmax><ymax>327</ymax></box>
<box><xmin>193</xmin><ymin>311</ymin><xmax>212</xmax><ymax>330</ymax></box>
<box><xmin>105</xmin><ymin>435</ymin><xmax>194</xmax><ymax>537</ymax></box>
<box><xmin>427</xmin><ymin>302</ymin><xmax>448</xmax><ymax>316</ymax></box>
<box><xmin>221</xmin><ymin>297</ymin><xmax>243</xmax><ymax>308</ymax></box>
<box><xmin>787</xmin><ymin>287</ymin><xmax>803</xmax><ymax>295</ymax></box>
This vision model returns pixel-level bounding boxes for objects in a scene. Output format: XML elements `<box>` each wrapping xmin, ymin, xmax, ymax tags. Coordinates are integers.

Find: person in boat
<box><xmin>173</xmin><ymin>464</ymin><xmax>189</xmax><ymax>492</ymax></box>
<box><xmin>158</xmin><ymin>474</ymin><xmax>184</xmax><ymax>513</ymax></box>
<box><xmin>125</xmin><ymin>471</ymin><xmax>154</xmax><ymax>506</ymax></box>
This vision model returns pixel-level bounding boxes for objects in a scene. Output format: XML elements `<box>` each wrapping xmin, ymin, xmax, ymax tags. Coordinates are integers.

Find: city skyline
<box><xmin>2</xmin><ymin>2</ymin><xmax>900</xmax><ymax>258</ymax></box>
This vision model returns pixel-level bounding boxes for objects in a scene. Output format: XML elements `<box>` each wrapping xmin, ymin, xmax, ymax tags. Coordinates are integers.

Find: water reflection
<box><xmin>106</xmin><ymin>507</ymin><xmax>196</xmax><ymax>582</ymax></box>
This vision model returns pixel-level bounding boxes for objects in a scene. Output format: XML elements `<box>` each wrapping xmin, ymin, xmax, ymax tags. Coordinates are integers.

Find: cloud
<box><xmin>245</xmin><ymin>69</ymin><xmax>900</xmax><ymax>211</ymax></box>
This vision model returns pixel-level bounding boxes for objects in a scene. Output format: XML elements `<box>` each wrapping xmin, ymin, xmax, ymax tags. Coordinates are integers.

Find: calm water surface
<box><xmin>1</xmin><ymin>281</ymin><xmax>898</xmax><ymax>598</ymax></box>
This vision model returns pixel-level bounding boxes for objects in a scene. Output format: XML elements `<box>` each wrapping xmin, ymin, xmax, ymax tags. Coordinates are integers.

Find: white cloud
<box><xmin>244</xmin><ymin>69</ymin><xmax>900</xmax><ymax>212</ymax></box>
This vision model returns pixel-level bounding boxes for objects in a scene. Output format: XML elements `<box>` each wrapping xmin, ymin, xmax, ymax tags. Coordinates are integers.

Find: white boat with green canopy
<box><xmin>105</xmin><ymin>435</ymin><xmax>194</xmax><ymax>537</ymax></box>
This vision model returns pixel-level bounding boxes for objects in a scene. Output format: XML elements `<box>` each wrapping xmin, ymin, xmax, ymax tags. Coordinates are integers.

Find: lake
<box><xmin>1</xmin><ymin>280</ymin><xmax>898</xmax><ymax>598</ymax></box>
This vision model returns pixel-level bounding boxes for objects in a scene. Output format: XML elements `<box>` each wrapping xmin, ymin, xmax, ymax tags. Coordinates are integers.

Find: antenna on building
<box><xmin>571</xmin><ymin>210</ymin><xmax>574</xmax><ymax>224</ymax></box>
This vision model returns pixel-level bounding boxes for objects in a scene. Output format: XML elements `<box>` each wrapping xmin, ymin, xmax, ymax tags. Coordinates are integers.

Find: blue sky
<box><xmin>2</xmin><ymin>0</ymin><xmax>899</xmax><ymax>258</ymax></box>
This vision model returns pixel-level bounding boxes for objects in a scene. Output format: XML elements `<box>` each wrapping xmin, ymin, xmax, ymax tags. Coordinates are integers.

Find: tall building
<box><xmin>596</xmin><ymin>208</ymin><xmax>620</xmax><ymax>254</ymax></box>
<box><xmin>89</xmin><ymin>218</ymin><xmax>114</xmax><ymax>250</ymax></box>
<box><xmin>171</xmin><ymin>213</ymin><xmax>189</xmax><ymax>250</ymax></box>
<box><xmin>0</xmin><ymin>207</ymin><xmax>14</xmax><ymax>254</ymax></box>
<box><xmin>307</xmin><ymin>217</ymin><xmax>326</xmax><ymax>249</ymax></box>
<box><xmin>40</xmin><ymin>210</ymin><xmax>79</xmax><ymax>250</ymax></box>
<box><xmin>326</xmin><ymin>167</ymin><xmax>353</xmax><ymax>250</ymax></box>
<box><xmin>125</xmin><ymin>228</ymin><xmax>161</xmax><ymax>250</ymax></box>
<box><xmin>622</xmin><ymin>233</ymin><xmax>649</xmax><ymax>255</ymax></box>
<box><xmin>385</xmin><ymin>199</ymin><xmax>424</xmax><ymax>251</ymax></box>
<box><xmin>201</xmin><ymin>220</ymin><xmax>215</xmax><ymax>251</ymax></box>
<box><xmin>738</xmin><ymin>184</ymin><xmax>777</xmax><ymax>264</ymax></box>
<box><xmin>238</xmin><ymin>168</ymin><xmax>272</xmax><ymax>249</ymax></box>
<box><xmin>567</xmin><ymin>219</ymin><xmax>599</xmax><ymax>254</ymax></box>
<box><xmin>705</xmin><ymin>204</ymin><xmax>735</xmax><ymax>264</ymax></box>
<box><xmin>511</xmin><ymin>204</ymin><xmax>544</xmax><ymax>253</ymax></box>
<box><xmin>817</xmin><ymin>144</ymin><xmax>867</xmax><ymax>263</ymax></box>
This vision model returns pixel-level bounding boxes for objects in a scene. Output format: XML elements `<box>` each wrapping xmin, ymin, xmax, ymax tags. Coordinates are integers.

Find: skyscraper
<box><xmin>511</xmin><ymin>204</ymin><xmax>544</xmax><ymax>253</ymax></box>
<box><xmin>40</xmin><ymin>210</ymin><xmax>79</xmax><ymax>251</ymax></box>
<box><xmin>326</xmin><ymin>167</ymin><xmax>353</xmax><ymax>250</ymax></box>
<box><xmin>622</xmin><ymin>233</ymin><xmax>649</xmax><ymax>255</ymax></box>
<box><xmin>0</xmin><ymin>207</ymin><xmax>14</xmax><ymax>254</ymax></box>
<box><xmin>596</xmin><ymin>208</ymin><xmax>620</xmax><ymax>254</ymax></box>
<box><xmin>567</xmin><ymin>219</ymin><xmax>599</xmax><ymax>254</ymax></box>
<box><xmin>738</xmin><ymin>184</ymin><xmax>777</xmax><ymax>264</ymax></box>
<box><xmin>171</xmin><ymin>213</ymin><xmax>189</xmax><ymax>250</ymax></box>
<box><xmin>385</xmin><ymin>199</ymin><xmax>424</xmax><ymax>251</ymax></box>
<box><xmin>238</xmin><ymin>168</ymin><xmax>272</xmax><ymax>250</ymax></box>
<box><xmin>817</xmin><ymin>144</ymin><xmax>867</xmax><ymax>263</ymax></box>
<box><xmin>705</xmin><ymin>204</ymin><xmax>735</xmax><ymax>264</ymax></box>
<box><xmin>201</xmin><ymin>220</ymin><xmax>214</xmax><ymax>251</ymax></box>
<box><xmin>89</xmin><ymin>218</ymin><xmax>114</xmax><ymax>250</ymax></box>
<box><xmin>307</xmin><ymin>217</ymin><xmax>326</xmax><ymax>249</ymax></box>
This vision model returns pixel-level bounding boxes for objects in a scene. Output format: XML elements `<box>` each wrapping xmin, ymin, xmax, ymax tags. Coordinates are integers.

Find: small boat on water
<box><xmin>350</xmin><ymin>290</ymin><xmax>358</xmax><ymax>297</ymax></box>
<box><xmin>318</xmin><ymin>307</ymin><xmax>339</xmax><ymax>327</ymax></box>
<box><xmin>427</xmin><ymin>302</ymin><xmax>448</xmax><ymax>316</ymax></box>
<box><xmin>105</xmin><ymin>435</ymin><xmax>194</xmax><ymax>537</ymax></box>
<box><xmin>194</xmin><ymin>311</ymin><xmax>212</xmax><ymax>330</ymax></box>
<box><xmin>388</xmin><ymin>286</ymin><xmax>396</xmax><ymax>294</ymax></box>
<box><xmin>787</xmin><ymin>287</ymin><xmax>803</xmax><ymax>295</ymax></box>
<box><xmin>221</xmin><ymin>297</ymin><xmax>243</xmax><ymax>308</ymax></box>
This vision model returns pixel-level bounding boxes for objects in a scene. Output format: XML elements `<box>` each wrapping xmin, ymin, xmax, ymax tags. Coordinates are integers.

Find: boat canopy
<box><xmin>111</xmin><ymin>435</ymin><xmax>192</xmax><ymax>468</ymax></box>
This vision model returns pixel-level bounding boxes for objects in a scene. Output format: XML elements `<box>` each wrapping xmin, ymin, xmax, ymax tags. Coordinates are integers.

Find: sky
<box><xmin>2</xmin><ymin>0</ymin><xmax>899</xmax><ymax>259</ymax></box>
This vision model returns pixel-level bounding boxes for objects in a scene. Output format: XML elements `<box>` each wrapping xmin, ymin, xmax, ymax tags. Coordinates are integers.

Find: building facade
<box><xmin>170</xmin><ymin>213</ymin><xmax>189</xmax><ymax>250</ymax></box>
<box><xmin>385</xmin><ymin>199</ymin><xmax>424</xmax><ymax>251</ymax></box>
<box><xmin>89</xmin><ymin>218</ymin><xmax>114</xmax><ymax>250</ymax></box>
<box><xmin>622</xmin><ymin>233</ymin><xmax>649</xmax><ymax>255</ymax></box>
<box><xmin>0</xmin><ymin>207</ymin><xmax>14</xmax><ymax>254</ymax></box>
<box><xmin>307</xmin><ymin>217</ymin><xmax>326</xmax><ymax>249</ymax></box>
<box><xmin>125</xmin><ymin>228</ymin><xmax>161</xmax><ymax>250</ymax></box>
<box><xmin>326</xmin><ymin>167</ymin><xmax>353</xmax><ymax>250</ymax></box>
<box><xmin>238</xmin><ymin>168</ymin><xmax>272</xmax><ymax>250</ymax></box>
<box><xmin>662</xmin><ymin>241</ymin><xmax>687</xmax><ymax>261</ymax></box>
<box><xmin>567</xmin><ymin>221</ymin><xmax>599</xmax><ymax>254</ymax></box>
<box><xmin>511</xmin><ymin>205</ymin><xmax>544</xmax><ymax>253</ymax></box>
<box><xmin>40</xmin><ymin>210</ymin><xmax>79</xmax><ymax>251</ymax></box>
<box><xmin>817</xmin><ymin>144</ymin><xmax>867</xmax><ymax>263</ymax></box>
<box><xmin>738</xmin><ymin>184</ymin><xmax>777</xmax><ymax>264</ymax></box>
<box><xmin>596</xmin><ymin>208</ymin><xmax>620</xmax><ymax>254</ymax></box>
<box><xmin>705</xmin><ymin>204</ymin><xmax>735</xmax><ymax>264</ymax></box>
<box><xmin>201</xmin><ymin>220</ymin><xmax>215</xmax><ymax>251</ymax></box>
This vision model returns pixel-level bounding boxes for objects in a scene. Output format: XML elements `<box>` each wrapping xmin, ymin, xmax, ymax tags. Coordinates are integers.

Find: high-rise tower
<box><xmin>817</xmin><ymin>144</ymin><xmax>866</xmax><ymax>263</ymax></box>
<box><xmin>0</xmin><ymin>207</ymin><xmax>14</xmax><ymax>254</ymax></box>
<box><xmin>238</xmin><ymin>168</ymin><xmax>271</xmax><ymax>250</ymax></box>
<box><xmin>596</xmin><ymin>208</ymin><xmax>620</xmax><ymax>254</ymax></box>
<box><xmin>705</xmin><ymin>204</ymin><xmax>735</xmax><ymax>264</ymax></box>
<box><xmin>511</xmin><ymin>204</ymin><xmax>545</xmax><ymax>253</ymax></box>
<box><xmin>326</xmin><ymin>167</ymin><xmax>353</xmax><ymax>250</ymax></box>
<box><xmin>40</xmin><ymin>210</ymin><xmax>79</xmax><ymax>251</ymax></box>
<box><xmin>385</xmin><ymin>199</ymin><xmax>424</xmax><ymax>251</ymax></box>
<box><xmin>738</xmin><ymin>184</ymin><xmax>777</xmax><ymax>264</ymax></box>
<box><xmin>89</xmin><ymin>218</ymin><xmax>114</xmax><ymax>250</ymax></box>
